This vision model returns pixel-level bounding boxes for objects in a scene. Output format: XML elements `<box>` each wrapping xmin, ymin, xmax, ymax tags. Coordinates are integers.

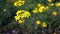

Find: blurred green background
<box><xmin>0</xmin><ymin>0</ymin><xmax>60</xmax><ymax>34</ymax></box>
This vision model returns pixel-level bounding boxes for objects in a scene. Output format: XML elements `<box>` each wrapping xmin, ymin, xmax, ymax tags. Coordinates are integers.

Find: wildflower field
<box><xmin>0</xmin><ymin>0</ymin><xmax>60</xmax><ymax>34</ymax></box>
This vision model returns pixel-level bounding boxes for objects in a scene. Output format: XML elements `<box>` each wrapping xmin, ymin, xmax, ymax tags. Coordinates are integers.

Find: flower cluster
<box><xmin>47</xmin><ymin>0</ymin><xmax>60</xmax><ymax>7</ymax></box>
<box><xmin>36</xmin><ymin>20</ymin><xmax>47</xmax><ymax>28</ymax></box>
<box><xmin>14</xmin><ymin>0</ymin><xmax>25</xmax><ymax>6</ymax></box>
<box><xmin>14</xmin><ymin>10</ymin><xmax>30</xmax><ymax>24</ymax></box>
<box><xmin>14</xmin><ymin>0</ymin><xmax>58</xmax><ymax>28</ymax></box>
<box><xmin>32</xmin><ymin>4</ymin><xmax>49</xmax><ymax>14</ymax></box>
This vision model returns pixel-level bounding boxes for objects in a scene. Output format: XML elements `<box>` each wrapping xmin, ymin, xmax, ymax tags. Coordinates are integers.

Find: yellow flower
<box><xmin>18</xmin><ymin>20</ymin><xmax>24</xmax><ymax>24</ymax></box>
<box><xmin>39</xmin><ymin>6</ymin><xmax>46</xmax><ymax>13</ymax></box>
<box><xmin>18</xmin><ymin>0</ymin><xmax>25</xmax><ymax>6</ymax></box>
<box><xmin>24</xmin><ymin>11</ymin><xmax>30</xmax><ymax>18</ymax></box>
<box><xmin>20</xmin><ymin>14</ymin><xmax>25</xmax><ymax>18</ymax></box>
<box><xmin>52</xmin><ymin>11</ymin><xmax>57</xmax><ymax>16</ymax></box>
<box><xmin>45</xmin><ymin>6</ymin><xmax>49</xmax><ymax>10</ymax></box>
<box><xmin>36</xmin><ymin>20</ymin><xmax>41</xmax><ymax>25</ymax></box>
<box><xmin>48</xmin><ymin>0</ymin><xmax>52</xmax><ymax>2</ymax></box>
<box><xmin>18</xmin><ymin>0</ymin><xmax>25</xmax><ymax>3</ymax></box>
<box><xmin>14</xmin><ymin>0</ymin><xmax>25</xmax><ymax>6</ymax></box>
<box><xmin>37</xmin><ymin>4</ymin><xmax>42</xmax><ymax>7</ymax></box>
<box><xmin>42</xmin><ymin>22</ymin><xmax>47</xmax><ymax>27</ymax></box>
<box><xmin>16</xmin><ymin>10</ymin><xmax>25</xmax><ymax>16</ymax></box>
<box><xmin>32</xmin><ymin>8</ymin><xmax>39</xmax><ymax>14</ymax></box>
<box><xmin>33</xmin><ymin>4</ymin><xmax>48</xmax><ymax>13</ymax></box>
<box><xmin>14</xmin><ymin>16</ymin><xmax>20</xmax><ymax>21</ymax></box>
<box><xmin>16</xmin><ymin>10</ymin><xmax>30</xmax><ymax>18</ymax></box>
<box><xmin>14</xmin><ymin>1</ymin><xmax>19</xmax><ymax>6</ymax></box>
<box><xmin>18</xmin><ymin>0</ymin><xmax>24</xmax><ymax>1</ymax></box>
<box><xmin>20</xmin><ymin>11</ymin><xmax>30</xmax><ymax>18</ymax></box>
<box><xmin>55</xmin><ymin>2</ymin><xmax>60</xmax><ymax>7</ymax></box>
<box><xmin>14</xmin><ymin>10</ymin><xmax>31</xmax><ymax>24</ymax></box>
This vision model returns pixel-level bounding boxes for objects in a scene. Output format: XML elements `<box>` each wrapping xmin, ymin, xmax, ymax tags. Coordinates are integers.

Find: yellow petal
<box><xmin>42</xmin><ymin>22</ymin><xmax>47</xmax><ymax>27</ymax></box>
<box><xmin>52</xmin><ymin>11</ymin><xmax>57</xmax><ymax>16</ymax></box>
<box><xmin>36</xmin><ymin>20</ymin><xmax>41</xmax><ymax>25</ymax></box>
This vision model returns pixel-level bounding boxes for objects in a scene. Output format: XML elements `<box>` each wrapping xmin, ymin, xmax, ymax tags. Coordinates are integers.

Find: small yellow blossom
<box><xmin>14</xmin><ymin>10</ymin><xmax>31</xmax><ymax>24</ymax></box>
<box><xmin>16</xmin><ymin>10</ymin><xmax>25</xmax><ymax>16</ymax></box>
<box><xmin>18</xmin><ymin>20</ymin><xmax>24</xmax><ymax>24</ymax></box>
<box><xmin>20</xmin><ymin>11</ymin><xmax>30</xmax><ymax>18</ymax></box>
<box><xmin>24</xmin><ymin>11</ymin><xmax>30</xmax><ymax>18</ymax></box>
<box><xmin>14</xmin><ymin>0</ymin><xmax>25</xmax><ymax>6</ymax></box>
<box><xmin>52</xmin><ymin>11</ymin><xmax>57</xmax><ymax>16</ymax></box>
<box><xmin>20</xmin><ymin>14</ymin><xmax>25</xmax><ymax>18</ymax></box>
<box><xmin>36</xmin><ymin>20</ymin><xmax>41</xmax><ymax>25</ymax></box>
<box><xmin>32</xmin><ymin>8</ymin><xmax>39</xmax><ymax>14</ymax></box>
<box><xmin>42</xmin><ymin>22</ymin><xmax>47</xmax><ymax>27</ymax></box>
<box><xmin>39</xmin><ymin>6</ymin><xmax>46</xmax><ymax>13</ymax></box>
<box><xmin>48</xmin><ymin>0</ymin><xmax>52</xmax><ymax>2</ymax></box>
<box><xmin>18</xmin><ymin>0</ymin><xmax>25</xmax><ymax>6</ymax></box>
<box><xmin>14</xmin><ymin>16</ymin><xmax>20</xmax><ymax>21</ymax></box>
<box><xmin>37</xmin><ymin>4</ymin><xmax>42</xmax><ymax>7</ymax></box>
<box><xmin>14</xmin><ymin>1</ymin><xmax>19</xmax><ymax>6</ymax></box>
<box><xmin>18</xmin><ymin>0</ymin><xmax>25</xmax><ymax>3</ymax></box>
<box><xmin>45</xmin><ymin>6</ymin><xmax>49</xmax><ymax>10</ymax></box>
<box><xmin>33</xmin><ymin>4</ymin><xmax>49</xmax><ymax>13</ymax></box>
<box><xmin>55</xmin><ymin>2</ymin><xmax>60</xmax><ymax>7</ymax></box>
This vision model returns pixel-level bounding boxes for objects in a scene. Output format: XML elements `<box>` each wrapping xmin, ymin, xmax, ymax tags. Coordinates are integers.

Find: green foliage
<box><xmin>0</xmin><ymin>0</ymin><xmax>60</xmax><ymax>34</ymax></box>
